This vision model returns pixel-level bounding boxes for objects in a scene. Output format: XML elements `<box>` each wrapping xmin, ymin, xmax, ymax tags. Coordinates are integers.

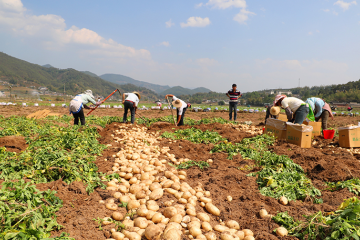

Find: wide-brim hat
<box><xmin>270</xmin><ymin>106</ymin><xmax>280</xmax><ymax>116</ymax></box>
<box><xmin>273</xmin><ymin>94</ymin><xmax>287</xmax><ymax>105</ymax></box>
<box><xmin>84</xmin><ymin>89</ymin><xmax>95</xmax><ymax>99</ymax></box>
<box><xmin>172</xmin><ymin>99</ymin><xmax>182</xmax><ymax>108</ymax></box>
<box><xmin>133</xmin><ymin>91</ymin><xmax>141</xmax><ymax>100</ymax></box>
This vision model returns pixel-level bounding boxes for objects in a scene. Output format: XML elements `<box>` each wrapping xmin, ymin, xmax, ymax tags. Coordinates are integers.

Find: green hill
<box><xmin>0</xmin><ymin>52</ymin><xmax>158</xmax><ymax>100</ymax></box>
<box><xmin>159</xmin><ymin>86</ymin><xmax>212</xmax><ymax>96</ymax></box>
<box><xmin>81</xmin><ymin>71</ymin><xmax>98</xmax><ymax>77</ymax></box>
<box><xmin>100</xmin><ymin>73</ymin><xmax>171</xmax><ymax>93</ymax></box>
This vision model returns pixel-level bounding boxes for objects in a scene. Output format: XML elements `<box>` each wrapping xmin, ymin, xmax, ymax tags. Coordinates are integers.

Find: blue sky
<box><xmin>0</xmin><ymin>0</ymin><xmax>359</xmax><ymax>92</ymax></box>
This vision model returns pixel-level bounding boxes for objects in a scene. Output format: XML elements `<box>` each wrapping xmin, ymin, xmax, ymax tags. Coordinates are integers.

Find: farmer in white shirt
<box><xmin>273</xmin><ymin>95</ymin><xmax>314</xmax><ymax>124</ymax></box>
<box><xmin>69</xmin><ymin>90</ymin><xmax>103</xmax><ymax>125</ymax></box>
<box><xmin>165</xmin><ymin>94</ymin><xmax>187</xmax><ymax>126</ymax></box>
<box><xmin>122</xmin><ymin>92</ymin><xmax>141</xmax><ymax>124</ymax></box>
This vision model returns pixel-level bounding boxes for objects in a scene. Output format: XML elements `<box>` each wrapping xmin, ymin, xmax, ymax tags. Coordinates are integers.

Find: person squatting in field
<box><xmin>69</xmin><ymin>90</ymin><xmax>103</xmax><ymax>125</ymax></box>
<box><xmin>226</xmin><ymin>84</ymin><xmax>242</xmax><ymax>121</ymax></box>
<box><xmin>305</xmin><ymin>97</ymin><xmax>334</xmax><ymax>130</ymax></box>
<box><xmin>165</xmin><ymin>94</ymin><xmax>188</xmax><ymax>126</ymax></box>
<box><xmin>122</xmin><ymin>91</ymin><xmax>141</xmax><ymax>124</ymax></box>
<box><xmin>272</xmin><ymin>95</ymin><xmax>315</xmax><ymax>124</ymax></box>
<box><xmin>264</xmin><ymin>103</ymin><xmax>278</xmax><ymax>124</ymax></box>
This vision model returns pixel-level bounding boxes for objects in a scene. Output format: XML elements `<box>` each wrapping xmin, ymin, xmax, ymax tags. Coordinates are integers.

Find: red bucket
<box><xmin>262</xmin><ymin>127</ymin><xmax>265</xmax><ymax>133</ymax></box>
<box><xmin>323</xmin><ymin>129</ymin><xmax>335</xmax><ymax>139</ymax></box>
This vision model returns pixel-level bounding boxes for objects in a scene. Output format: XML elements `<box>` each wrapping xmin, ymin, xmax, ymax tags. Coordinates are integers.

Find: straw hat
<box><xmin>133</xmin><ymin>91</ymin><xmax>141</xmax><ymax>100</ymax></box>
<box><xmin>84</xmin><ymin>90</ymin><xmax>95</xmax><ymax>99</ymax></box>
<box><xmin>172</xmin><ymin>99</ymin><xmax>182</xmax><ymax>108</ymax></box>
<box><xmin>270</xmin><ymin>106</ymin><xmax>280</xmax><ymax>116</ymax></box>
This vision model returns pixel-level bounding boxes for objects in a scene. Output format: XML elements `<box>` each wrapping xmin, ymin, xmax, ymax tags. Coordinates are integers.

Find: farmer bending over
<box><xmin>165</xmin><ymin>94</ymin><xmax>187</xmax><ymax>126</ymax></box>
<box><xmin>122</xmin><ymin>91</ymin><xmax>141</xmax><ymax>124</ymax></box>
<box><xmin>69</xmin><ymin>90</ymin><xmax>103</xmax><ymax>125</ymax></box>
<box><xmin>273</xmin><ymin>95</ymin><xmax>314</xmax><ymax>124</ymax></box>
<box><xmin>305</xmin><ymin>97</ymin><xmax>334</xmax><ymax>130</ymax></box>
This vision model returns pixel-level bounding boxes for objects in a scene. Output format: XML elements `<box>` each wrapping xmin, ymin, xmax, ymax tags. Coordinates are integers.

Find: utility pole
<box><xmin>64</xmin><ymin>82</ymin><xmax>65</xmax><ymax>104</ymax></box>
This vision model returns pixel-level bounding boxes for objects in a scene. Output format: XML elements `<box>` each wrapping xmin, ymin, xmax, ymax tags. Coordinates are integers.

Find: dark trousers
<box><xmin>229</xmin><ymin>102</ymin><xmax>237</xmax><ymax>121</ymax></box>
<box><xmin>176</xmin><ymin>107</ymin><xmax>187</xmax><ymax>126</ymax></box>
<box><xmin>73</xmin><ymin>109</ymin><xmax>85</xmax><ymax>125</ymax></box>
<box><xmin>123</xmin><ymin>100</ymin><xmax>136</xmax><ymax>124</ymax></box>
<box><xmin>318</xmin><ymin>110</ymin><xmax>329</xmax><ymax>130</ymax></box>
<box><xmin>293</xmin><ymin>105</ymin><xmax>309</xmax><ymax>124</ymax></box>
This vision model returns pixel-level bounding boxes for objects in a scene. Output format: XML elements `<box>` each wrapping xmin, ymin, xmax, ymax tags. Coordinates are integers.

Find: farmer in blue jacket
<box><xmin>305</xmin><ymin>97</ymin><xmax>334</xmax><ymax>130</ymax></box>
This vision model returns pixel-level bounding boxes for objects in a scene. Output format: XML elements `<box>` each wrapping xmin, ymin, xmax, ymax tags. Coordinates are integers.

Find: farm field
<box><xmin>1</xmin><ymin>108</ymin><xmax>360</xmax><ymax>240</ymax></box>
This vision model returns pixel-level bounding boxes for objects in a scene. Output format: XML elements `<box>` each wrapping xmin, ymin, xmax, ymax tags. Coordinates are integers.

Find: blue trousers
<box><xmin>229</xmin><ymin>102</ymin><xmax>237</xmax><ymax>121</ymax></box>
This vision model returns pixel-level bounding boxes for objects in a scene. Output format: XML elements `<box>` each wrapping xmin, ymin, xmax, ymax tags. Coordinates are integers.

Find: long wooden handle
<box><xmin>87</xmin><ymin>89</ymin><xmax>119</xmax><ymax>115</ymax></box>
<box><xmin>167</xmin><ymin>98</ymin><xmax>177</xmax><ymax>126</ymax></box>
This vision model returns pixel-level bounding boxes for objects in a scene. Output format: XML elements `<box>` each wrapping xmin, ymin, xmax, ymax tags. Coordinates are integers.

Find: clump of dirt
<box><xmin>0</xmin><ymin>136</ymin><xmax>28</xmax><ymax>152</ymax></box>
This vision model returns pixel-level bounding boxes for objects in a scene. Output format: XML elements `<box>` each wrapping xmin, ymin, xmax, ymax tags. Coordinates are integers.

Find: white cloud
<box><xmin>205</xmin><ymin>0</ymin><xmax>247</xmax><ymax>9</ymax></box>
<box><xmin>0</xmin><ymin>0</ymin><xmax>151</xmax><ymax>61</ymax></box>
<box><xmin>196</xmin><ymin>58</ymin><xmax>218</xmax><ymax>67</ymax></box>
<box><xmin>195</xmin><ymin>3</ymin><xmax>203</xmax><ymax>8</ymax></box>
<box><xmin>160</xmin><ymin>41</ymin><xmax>170</xmax><ymax>47</ymax></box>
<box><xmin>165</xmin><ymin>19</ymin><xmax>174</xmax><ymax>28</ymax></box>
<box><xmin>334</xmin><ymin>0</ymin><xmax>357</xmax><ymax>11</ymax></box>
<box><xmin>233</xmin><ymin>8</ymin><xmax>255</xmax><ymax>24</ymax></box>
<box><xmin>322</xmin><ymin>9</ymin><xmax>330</xmax><ymax>12</ymax></box>
<box><xmin>180</xmin><ymin>17</ymin><xmax>211</xmax><ymax>28</ymax></box>
<box><xmin>333</xmin><ymin>11</ymin><xmax>339</xmax><ymax>15</ymax></box>
<box><xmin>308</xmin><ymin>31</ymin><xmax>313</xmax><ymax>35</ymax></box>
<box><xmin>200</xmin><ymin>0</ymin><xmax>254</xmax><ymax>24</ymax></box>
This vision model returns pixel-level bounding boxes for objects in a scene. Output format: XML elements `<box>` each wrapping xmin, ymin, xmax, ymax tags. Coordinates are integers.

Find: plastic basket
<box><xmin>323</xmin><ymin>129</ymin><xmax>335</xmax><ymax>139</ymax></box>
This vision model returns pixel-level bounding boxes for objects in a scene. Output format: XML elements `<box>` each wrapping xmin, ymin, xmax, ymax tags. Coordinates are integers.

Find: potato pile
<box><xmin>229</xmin><ymin>124</ymin><xmax>262</xmax><ymax>135</ymax></box>
<box><xmin>101</xmin><ymin>125</ymin><xmax>256</xmax><ymax>240</ymax></box>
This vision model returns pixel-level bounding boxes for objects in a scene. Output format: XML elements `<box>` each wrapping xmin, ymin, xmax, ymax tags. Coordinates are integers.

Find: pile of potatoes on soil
<box><xmin>100</xmin><ymin>124</ymin><xmax>258</xmax><ymax>240</ymax></box>
<box><xmin>229</xmin><ymin>124</ymin><xmax>263</xmax><ymax>135</ymax></box>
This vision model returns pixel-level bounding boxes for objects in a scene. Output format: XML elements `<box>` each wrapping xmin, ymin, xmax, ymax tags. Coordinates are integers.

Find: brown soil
<box><xmin>0</xmin><ymin>135</ymin><xmax>28</xmax><ymax>152</ymax></box>
<box><xmin>270</xmin><ymin>137</ymin><xmax>360</xmax><ymax>182</ymax></box>
<box><xmin>36</xmin><ymin>179</ymin><xmax>126</xmax><ymax>240</ymax></box>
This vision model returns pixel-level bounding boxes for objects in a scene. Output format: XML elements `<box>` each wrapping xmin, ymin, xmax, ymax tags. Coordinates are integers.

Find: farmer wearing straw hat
<box><xmin>165</xmin><ymin>94</ymin><xmax>188</xmax><ymax>126</ymax></box>
<box><xmin>305</xmin><ymin>97</ymin><xmax>334</xmax><ymax>130</ymax></box>
<box><xmin>69</xmin><ymin>90</ymin><xmax>103</xmax><ymax>125</ymax></box>
<box><xmin>265</xmin><ymin>104</ymin><xmax>278</xmax><ymax>124</ymax></box>
<box><xmin>122</xmin><ymin>91</ymin><xmax>141</xmax><ymax>124</ymax></box>
<box><xmin>273</xmin><ymin>95</ymin><xmax>314</xmax><ymax>124</ymax></box>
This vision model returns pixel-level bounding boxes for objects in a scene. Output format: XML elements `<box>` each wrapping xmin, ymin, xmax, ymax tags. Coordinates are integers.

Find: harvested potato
<box><xmin>214</xmin><ymin>225</ymin><xmax>229</xmax><ymax>232</ymax></box>
<box><xmin>259</xmin><ymin>209</ymin><xmax>269</xmax><ymax>219</ymax></box>
<box><xmin>197</xmin><ymin>213</ymin><xmax>210</xmax><ymax>222</ymax></box>
<box><xmin>127</xmin><ymin>200</ymin><xmax>140</xmax><ymax>210</ymax></box>
<box><xmin>112</xmin><ymin>231</ymin><xmax>125</xmax><ymax>240</ymax></box>
<box><xmin>164</xmin><ymin>207</ymin><xmax>178</xmax><ymax>218</ymax></box>
<box><xmin>149</xmin><ymin>188</ymin><xmax>163</xmax><ymax>200</ymax></box>
<box><xmin>226</xmin><ymin>220</ymin><xmax>240</xmax><ymax>230</ymax></box>
<box><xmin>134</xmin><ymin>217</ymin><xmax>148</xmax><ymax>229</ymax></box>
<box><xmin>205</xmin><ymin>232</ymin><xmax>217</xmax><ymax>240</ymax></box>
<box><xmin>163</xmin><ymin>228</ymin><xmax>181</xmax><ymax>240</ymax></box>
<box><xmin>189</xmin><ymin>227</ymin><xmax>202</xmax><ymax>237</ymax></box>
<box><xmin>106</xmin><ymin>203</ymin><xmax>118</xmax><ymax>211</ymax></box>
<box><xmin>276</xmin><ymin>227</ymin><xmax>288</xmax><ymax>237</ymax></box>
<box><xmin>112</xmin><ymin>212</ymin><xmax>124</xmax><ymax>221</ymax></box>
<box><xmin>145</xmin><ymin>224</ymin><xmax>162</xmax><ymax>240</ymax></box>
<box><xmin>242</xmin><ymin>229</ymin><xmax>253</xmax><ymax>237</ymax></box>
<box><xmin>202</xmin><ymin>222</ymin><xmax>212</xmax><ymax>232</ymax></box>
<box><xmin>205</xmin><ymin>203</ymin><xmax>220</xmax><ymax>216</ymax></box>
<box><xmin>279</xmin><ymin>196</ymin><xmax>288</xmax><ymax>205</ymax></box>
<box><xmin>152</xmin><ymin>212</ymin><xmax>164</xmax><ymax>223</ymax></box>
